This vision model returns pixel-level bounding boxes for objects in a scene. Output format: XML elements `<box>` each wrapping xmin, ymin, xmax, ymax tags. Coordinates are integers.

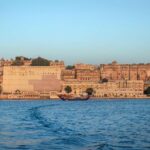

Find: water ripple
<box><xmin>0</xmin><ymin>100</ymin><xmax>150</xmax><ymax>150</ymax></box>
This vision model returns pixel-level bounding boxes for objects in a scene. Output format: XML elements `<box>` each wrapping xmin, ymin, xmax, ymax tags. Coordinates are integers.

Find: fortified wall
<box><xmin>2</xmin><ymin>66</ymin><xmax>62</xmax><ymax>94</ymax></box>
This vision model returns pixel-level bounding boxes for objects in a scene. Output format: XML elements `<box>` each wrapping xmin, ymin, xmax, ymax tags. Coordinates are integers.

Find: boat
<box><xmin>57</xmin><ymin>93</ymin><xmax>90</xmax><ymax>101</ymax></box>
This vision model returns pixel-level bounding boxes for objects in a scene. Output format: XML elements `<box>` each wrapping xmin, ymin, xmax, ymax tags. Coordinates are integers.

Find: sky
<box><xmin>0</xmin><ymin>0</ymin><xmax>150</xmax><ymax>65</ymax></box>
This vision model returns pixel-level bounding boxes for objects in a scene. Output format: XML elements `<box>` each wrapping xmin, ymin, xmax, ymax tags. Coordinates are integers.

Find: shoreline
<box><xmin>0</xmin><ymin>97</ymin><xmax>150</xmax><ymax>101</ymax></box>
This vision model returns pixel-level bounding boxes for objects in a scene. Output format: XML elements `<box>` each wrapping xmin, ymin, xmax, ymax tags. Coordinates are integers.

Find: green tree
<box><xmin>0</xmin><ymin>86</ymin><xmax>2</xmax><ymax>94</ymax></box>
<box><xmin>86</xmin><ymin>88</ymin><xmax>94</xmax><ymax>96</ymax></box>
<box><xmin>66</xmin><ymin>65</ymin><xmax>75</xmax><ymax>70</ymax></box>
<box><xmin>16</xmin><ymin>56</ymin><xmax>31</xmax><ymax>61</ymax></box>
<box><xmin>31</xmin><ymin>57</ymin><xmax>49</xmax><ymax>66</ymax></box>
<box><xmin>12</xmin><ymin>60</ymin><xmax>24</xmax><ymax>66</ymax></box>
<box><xmin>55</xmin><ymin>60</ymin><xmax>59</xmax><ymax>62</ymax></box>
<box><xmin>64</xmin><ymin>86</ymin><xmax>72</xmax><ymax>94</ymax></box>
<box><xmin>144</xmin><ymin>87</ymin><xmax>150</xmax><ymax>95</ymax></box>
<box><xmin>102</xmin><ymin>78</ymin><xmax>108</xmax><ymax>83</ymax></box>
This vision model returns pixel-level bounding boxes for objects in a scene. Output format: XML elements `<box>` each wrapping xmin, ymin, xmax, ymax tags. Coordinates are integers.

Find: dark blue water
<box><xmin>0</xmin><ymin>99</ymin><xmax>150</xmax><ymax>150</ymax></box>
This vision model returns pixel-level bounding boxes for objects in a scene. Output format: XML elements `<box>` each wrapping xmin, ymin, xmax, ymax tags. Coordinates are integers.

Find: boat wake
<box><xmin>29</xmin><ymin>106</ymin><xmax>52</xmax><ymax>128</ymax></box>
<box><xmin>29</xmin><ymin>104</ymin><xmax>75</xmax><ymax>135</ymax></box>
<box><xmin>0</xmin><ymin>100</ymin><xmax>149</xmax><ymax>150</ymax></box>
<box><xmin>29</xmin><ymin>104</ymin><xmax>61</xmax><ymax>129</ymax></box>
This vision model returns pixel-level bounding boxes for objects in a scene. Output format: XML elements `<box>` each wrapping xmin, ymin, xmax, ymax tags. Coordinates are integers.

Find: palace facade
<box><xmin>100</xmin><ymin>61</ymin><xmax>150</xmax><ymax>81</ymax></box>
<box><xmin>62</xmin><ymin>80</ymin><xmax>144</xmax><ymax>98</ymax></box>
<box><xmin>0</xmin><ymin>58</ymin><xmax>150</xmax><ymax>99</ymax></box>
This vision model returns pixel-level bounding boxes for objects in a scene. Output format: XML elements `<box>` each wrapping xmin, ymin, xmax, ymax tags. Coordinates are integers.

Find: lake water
<box><xmin>0</xmin><ymin>99</ymin><xmax>150</xmax><ymax>150</ymax></box>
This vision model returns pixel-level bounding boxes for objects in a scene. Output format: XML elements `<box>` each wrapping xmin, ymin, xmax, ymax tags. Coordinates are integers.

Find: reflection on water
<box><xmin>0</xmin><ymin>99</ymin><xmax>150</xmax><ymax>150</ymax></box>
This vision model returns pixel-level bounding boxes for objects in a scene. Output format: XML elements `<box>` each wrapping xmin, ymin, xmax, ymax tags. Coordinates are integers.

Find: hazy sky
<box><xmin>0</xmin><ymin>0</ymin><xmax>150</xmax><ymax>64</ymax></box>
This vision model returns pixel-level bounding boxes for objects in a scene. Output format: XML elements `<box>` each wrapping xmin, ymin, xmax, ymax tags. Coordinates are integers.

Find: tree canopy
<box><xmin>66</xmin><ymin>65</ymin><xmax>75</xmax><ymax>70</ymax></box>
<box><xmin>86</xmin><ymin>88</ymin><xmax>94</xmax><ymax>96</ymax></box>
<box><xmin>102</xmin><ymin>78</ymin><xmax>108</xmax><ymax>83</ymax></box>
<box><xmin>12</xmin><ymin>60</ymin><xmax>24</xmax><ymax>66</ymax></box>
<box><xmin>0</xmin><ymin>86</ymin><xmax>2</xmax><ymax>94</ymax></box>
<box><xmin>16</xmin><ymin>56</ymin><xmax>30</xmax><ymax>61</ymax></box>
<box><xmin>144</xmin><ymin>87</ymin><xmax>150</xmax><ymax>95</ymax></box>
<box><xmin>64</xmin><ymin>86</ymin><xmax>72</xmax><ymax>94</ymax></box>
<box><xmin>31</xmin><ymin>57</ymin><xmax>49</xmax><ymax>66</ymax></box>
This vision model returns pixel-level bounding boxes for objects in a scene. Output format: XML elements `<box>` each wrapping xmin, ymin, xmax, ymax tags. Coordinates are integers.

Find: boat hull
<box><xmin>58</xmin><ymin>94</ymin><xmax>90</xmax><ymax>101</ymax></box>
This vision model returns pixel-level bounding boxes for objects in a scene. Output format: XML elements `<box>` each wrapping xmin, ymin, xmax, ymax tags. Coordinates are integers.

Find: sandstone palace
<box><xmin>0</xmin><ymin>57</ymin><xmax>150</xmax><ymax>99</ymax></box>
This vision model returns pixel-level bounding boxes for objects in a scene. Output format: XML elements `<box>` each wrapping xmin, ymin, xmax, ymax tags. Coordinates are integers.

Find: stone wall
<box><xmin>2</xmin><ymin>66</ymin><xmax>62</xmax><ymax>93</ymax></box>
<box><xmin>62</xmin><ymin>80</ymin><xmax>144</xmax><ymax>98</ymax></box>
